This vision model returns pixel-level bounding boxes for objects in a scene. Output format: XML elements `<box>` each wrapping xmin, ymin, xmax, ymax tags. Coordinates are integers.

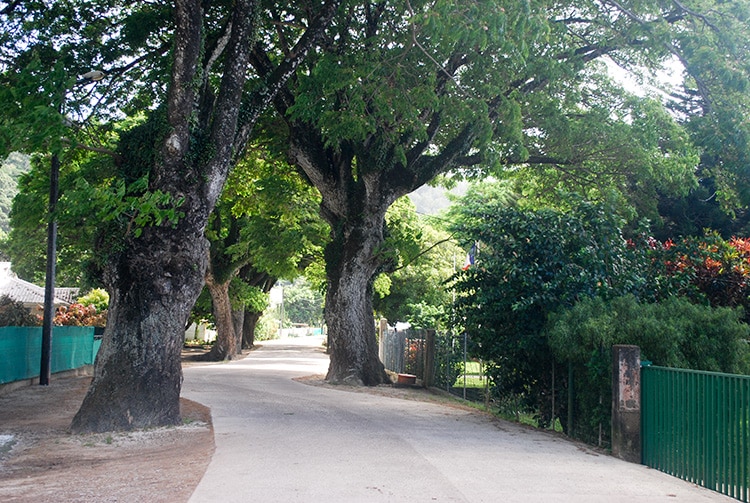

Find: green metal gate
<box><xmin>642</xmin><ymin>365</ymin><xmax>750</xmax><ymax>501</ymax></box>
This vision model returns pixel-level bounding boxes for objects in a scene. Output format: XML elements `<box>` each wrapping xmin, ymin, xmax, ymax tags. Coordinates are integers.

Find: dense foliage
<box><xmin>450</xmin><ymin>183</ymin><xmax>750</xmax><ymax>443</ymax></box>
<box><xmin>637</xmin><ymin>233</ymin><xmax>750</xmax><ymax>316</ymax></box>
<box><xmin>547</xmin><ymin>295</ymin><xmax>750</xmax><ymax>444</ymax></box>
<box><xmin>0</xmin><ymin>294</ymin><xmax>39</xmax><ymax>327</ymax></box>
<box><xmin>451</xmin><ymin>191</ymin><xmax>636</xmax><ymax>427</ymax></box>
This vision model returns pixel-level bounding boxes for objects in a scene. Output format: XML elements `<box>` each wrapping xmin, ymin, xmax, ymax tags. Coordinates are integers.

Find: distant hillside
<box><xmin>0</xmin><ymin>153</ymin><xmax>31</xmax><ymax>234</ymax></box>
<box><xmin>408</xmin><ymin>182</ymin><xmax>468</xmax><ymax>216</ymax></box>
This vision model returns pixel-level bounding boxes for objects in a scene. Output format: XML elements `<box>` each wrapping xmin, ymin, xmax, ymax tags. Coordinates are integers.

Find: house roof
<box><xmin>0</xmin><ymin>263</ymin><xmax>76</xmax><ymax>307</ymax></box>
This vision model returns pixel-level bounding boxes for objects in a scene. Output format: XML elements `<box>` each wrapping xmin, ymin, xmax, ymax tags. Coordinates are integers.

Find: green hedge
<box><xmin>546</xmin><ymin>295</ymin><xmax>750</xmax><ymax>445</ymax></box>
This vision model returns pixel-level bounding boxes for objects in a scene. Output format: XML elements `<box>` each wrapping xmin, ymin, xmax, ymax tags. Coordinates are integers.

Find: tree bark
<box><xmin>71</xmin><ymin>223</ymin><xmax>208</xmax><ymax>432</ymax></box>
<box><xmin>324</xmin><ymin>243</ymin><xmax>390</xmax><ymax>385</ymax></box>
<box><xmin>205</xmin><ymin>273</ymin><xmax>236</xmax><ymax>361</ymax></box>
<box><xmin>242</xmin><ymin>309</ymin><xmax>261</xmax><ymax>349</ymax></box>
<box><xmin>320</xmin><ymin>192</ymin><xmax>392</xmax><ymax>385</ymax></box>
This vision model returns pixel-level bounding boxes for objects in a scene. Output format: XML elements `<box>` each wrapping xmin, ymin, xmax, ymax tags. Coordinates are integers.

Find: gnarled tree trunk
<box><xmin>71</xmin><ymin>0</ymin><xmax>255</xmax><ymax>433</ymax></box>
<box><xmin>324</xmin><ymin>217</ymin><xmax>390</xmax><ymax>385</ymax></box>
<box><xmin>285</xmin><ymin>128</ymin><xmax>405</xmax><ymax>385</ymax></box>
<box><xmin>206</xmin><ymin>273</ymin><xmax>237</xmax><ymax>361</ymax></box>
<box><xmin>72</xmin><ymin>215</ymin><xmax>209</xmax><ymax>431</ymax></box>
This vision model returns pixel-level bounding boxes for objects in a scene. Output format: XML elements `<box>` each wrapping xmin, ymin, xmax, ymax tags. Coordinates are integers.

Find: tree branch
<box><xmin>201</xmin><ymin>0</ymin><xmax>257</xmax><ymax>205</ymax></box>
<box><xmin>157</xmin><ymin>0</ymin><xmax>203</xmax><ymax>181</ymax></box>
<box><xmin>391</xmin><ymin>236</ymin><xmax>456</xmax><ymax>273</ymax></box>
<box><xmin>233</xmin><ymin>0</ymin><xmax>342</xmax><ymax>163</ymax></box>
<box><xmin>61</xmin><ymin>137</ymin><xmax>122</xmax><ymax>162</ymax></box>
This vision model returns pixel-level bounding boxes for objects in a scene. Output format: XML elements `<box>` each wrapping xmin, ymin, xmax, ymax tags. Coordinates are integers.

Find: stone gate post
<box><xmin>611</xmin><ymin>345</ymin><xmax>641</xmax><ymax>463</ymax></box>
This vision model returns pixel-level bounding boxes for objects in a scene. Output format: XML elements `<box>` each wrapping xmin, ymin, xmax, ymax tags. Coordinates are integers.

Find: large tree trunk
<box><xmin>71</xmin><ymin>0</ymin><xmax>258</xmax><ymax>433</ymax></box>
<box><xmin>242</xmin><ymin>309</ymin><xmax>260</xmax><ymax>349</ymax></box>
<box><xmin>205</xmin><ymin>274</ymin><xmax>236</xmax><ymax>361</ymax></box>
<box><xmin>71</xmin><ymin>223</ymin><xmax>208</xmax><ymax>432</ymax></box>
<box><xmin>285</xmin><ymin>128</ymin><xmax>399</xmax><ymax>386</ymax></box>
<box><xmin>323</xmin><ymin>208</ymin><xmax>391</xmax><ymax>385</ymax></box>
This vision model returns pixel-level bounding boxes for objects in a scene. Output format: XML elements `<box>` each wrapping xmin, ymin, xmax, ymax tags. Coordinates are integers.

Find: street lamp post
<box><xmin>39</xmin><ymin>70</ymin><xmax>106</xmax><ymax>386</ymax></box>
<box><xmin>39</xmin><ymin>152</ymin><xmax>60</xmax><ymax>386</ymax></box>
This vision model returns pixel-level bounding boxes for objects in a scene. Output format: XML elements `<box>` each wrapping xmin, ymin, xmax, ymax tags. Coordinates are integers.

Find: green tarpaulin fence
<box><xmin>0</xmin><ymin>326</ymin><xmax>98</xmax><ymax>384</ymax></box>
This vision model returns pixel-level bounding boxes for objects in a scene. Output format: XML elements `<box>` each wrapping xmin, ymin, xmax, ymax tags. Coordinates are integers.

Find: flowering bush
<box><xmin>54</xmin><ymin>303</ymin><xmax>108</xmax><ymax>327</ymax></box>
<box><xmin>637</xmin><ymin>232</ymin><xmax>750</xmax><ymax>316</ymax></box>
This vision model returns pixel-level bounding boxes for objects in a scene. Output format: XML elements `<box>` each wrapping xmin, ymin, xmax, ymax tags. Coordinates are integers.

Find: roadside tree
<box><xmin>204</xmin><ymin>147</ymin><xmax>326</xmax><ymax>361</ymax></box>
<box><xmin>0</xmin><ymin>0</ymin><xmax>341</xmax><ymax>432</ymax></box>
<box><xmin>259</xmin><ymin>0</ymin><xmax>749</xmax><ymax>385</ymax></box>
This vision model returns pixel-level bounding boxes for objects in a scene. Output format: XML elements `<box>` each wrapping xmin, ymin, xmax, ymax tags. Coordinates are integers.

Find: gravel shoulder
<box><xmin>0</xmin><ymin>360</ymin><xmax>214</xmax><ymax>503</ymax></box>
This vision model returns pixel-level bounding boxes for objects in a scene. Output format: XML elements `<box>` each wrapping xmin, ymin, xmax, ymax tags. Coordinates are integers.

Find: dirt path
<box><xmin>0</xmin><ymin>370</ymin><xmax>214</xmax><ymax>503</ymax></box>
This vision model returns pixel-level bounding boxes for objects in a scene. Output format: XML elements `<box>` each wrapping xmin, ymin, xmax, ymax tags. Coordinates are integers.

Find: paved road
<box><xmin>182</xmin><ymin>337</ymin><xmax>734</xmax><ymax>503</ymax></box>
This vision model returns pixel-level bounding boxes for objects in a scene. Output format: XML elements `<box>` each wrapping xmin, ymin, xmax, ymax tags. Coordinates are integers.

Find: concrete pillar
<box><xmin>611</xmin><ymin>345</ymin><xmax>641</xmax><ymax>463</ymax></box>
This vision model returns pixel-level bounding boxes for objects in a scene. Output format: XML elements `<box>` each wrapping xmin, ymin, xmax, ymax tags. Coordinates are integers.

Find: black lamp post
<box><xmin>39</xmin><ymin>70</ymin><xmax>106</xmax><ymax>386</ymax></box>
<box><xmin>39</xmin><ymin>152</ymin><xmax>60</xmax><ymax>386</ymax></box>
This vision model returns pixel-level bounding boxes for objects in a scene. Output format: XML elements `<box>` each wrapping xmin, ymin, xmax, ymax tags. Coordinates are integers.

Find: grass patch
<box><xmin>454</xmin><ymin>361</ymin><xmax>489</xmax><ymax>389</ymax></box>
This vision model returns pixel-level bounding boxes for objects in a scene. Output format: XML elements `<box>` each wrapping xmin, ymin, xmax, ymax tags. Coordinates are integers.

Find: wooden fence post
<box><xmin>611</xmin><ymin>345</ymin><xmax>641</xmax><ymax>463</ymax></box>
<box><xmin>378</xmin><ymin>318</ymin><xmax>388</xmax><ymax>363</ymax></box>
<box><xmin>423</xmin><ymin>330</ymin><xmax>436</xmax><ymax>388</ymax></box>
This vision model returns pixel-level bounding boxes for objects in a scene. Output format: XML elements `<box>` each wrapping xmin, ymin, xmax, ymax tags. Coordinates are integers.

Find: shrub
<box><xmin>54</xmin><ymin>303</ymin><xmax>107</xmax><ymax>327</ymax></box>
<box><xmin>76</xmin><ymin>288</ymin><xmax>109</xmax><ymax>312</ymax></box>
<box><xmin>0</xmin><ymin>295</ymin><xmax>40</xmax><ymax>327</ymax></box>
<box><xmin>546</xmin><ymin>295</ymin><xmax>750</xmax><ymax>445</ymax></box>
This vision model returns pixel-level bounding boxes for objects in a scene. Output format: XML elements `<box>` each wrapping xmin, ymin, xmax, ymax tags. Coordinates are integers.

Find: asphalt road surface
<box><xmin>182</xmin><ymin>336</ymin><xmax>734</xmax><ymax>503</ymax></box>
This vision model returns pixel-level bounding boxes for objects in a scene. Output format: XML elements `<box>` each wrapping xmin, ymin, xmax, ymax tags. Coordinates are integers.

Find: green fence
<box><xmin>642</xmin><ymin>365</ymin><xmax>750</xmax><ymax>502</ymax></box>
<box><xmin>0</xmin><ymin>326</ymin><xmax>99</xmax><ymax>384</ymax></box>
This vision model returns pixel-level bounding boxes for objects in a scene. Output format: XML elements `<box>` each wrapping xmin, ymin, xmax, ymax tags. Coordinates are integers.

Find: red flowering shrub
<box><xmin>642</xmin><ymin>232</ymin><xmax>750</xmax><ymax>317</ymax></box>
<box><xmin>54</xmin><ymin>303</ymin><xmax>108</xmax><ymax>327</ymax></box>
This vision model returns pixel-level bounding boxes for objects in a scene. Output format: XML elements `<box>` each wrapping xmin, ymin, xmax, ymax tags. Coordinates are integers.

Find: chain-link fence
<box><xmin>378</xmin><ymin>322</ymin><xmax>490</xmax><ymax>402</ymax></box>
<box><xmin>379</xmin><ymin>322</ymin><xmax>622</xmax><ymax>448</ymax></box>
